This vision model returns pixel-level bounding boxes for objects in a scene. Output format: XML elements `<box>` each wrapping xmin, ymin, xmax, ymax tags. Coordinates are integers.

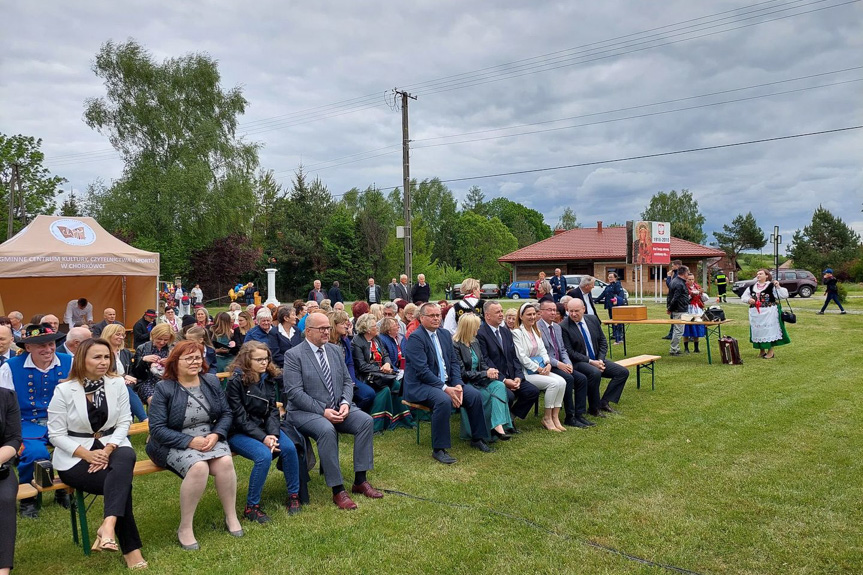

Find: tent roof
<box><xmin>0</xmin><ymin>215</ymin><xmax>159</xmax><ymax>277</ymax></box>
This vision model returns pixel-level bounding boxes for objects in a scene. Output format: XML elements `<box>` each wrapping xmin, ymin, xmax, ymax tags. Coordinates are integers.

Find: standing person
<box><xmin>817</xmin><ymin>268</ymin><xmax>847</xmax><ymax>314</ymax></box>
<box><xmin>714</xmin><ymin>269</ymin><xmax>728</xmax><ymax>303</ymax></box>
<box><xmin>548</xmin><ymin>268</ymin><xmax>568</xmax><ymax>303</ymax></box>
<box><xmin>190</xmin><ymin>284</ymin><xmax>204</xmax><ymax>307</ymax></box>
<box><xmin>682</xmin><ymin>273</ymin><xmax>707</xmax><ymax>354</ymax></box>
<box><xmin>0</xmin><ymin>323</ymin><xmax>71</xmax><ymax>518</ymax></box>
<box><xmin>132</xmin><ymin>310</ymin><xmax>157</xmax><ymax>349</ymax></box>
<box><xmin>741</xmin><ymin>269</ymin><xmax>791</xmax><ymax>359</ymax></box>
<box><xmin>308</xmin><ymin>280</ymin><xmax>325</xmax><ymax>304</ymax></box>
<box><xmin>666</xmin><ymin>265</ymin><xmax>690</xmax><ymax>357</ymax></box>
<box><xmin>283</xmin><ymin>312</ymin><xmax>382</xmax><ymax>510</ymax></box>
<box><xmin>47</xmin><ymin>338</ymin><xmax>147</xmax><ymax>569</ymax></box>
<box><xmin>327</xmin><ymin>281</ymin><xmax>344</xmax><ymax>305</ymax></box>
<box><xmin>533</xmin><ymin>271</ymin><xmax>547</xmax><ymax>296</ymax></box>
<box><xmin>536</xmin><ymin>280</ymin><xmax>554</xmax><ymax>304</ymax></box>
<box><xmin>662</xmin><ymin>260</ymin><xmax>683</xmax><ymax>339</ymax></box>
<box><xmin>410</xmin><ymin>274</ymin><xmax>431</xmax><ymax>304</ymax></box>
<box><xmin>393</xmin><ymin>275</ymin><xmax>410</xmax><ymax>302</ymax></box>
<box><xmin>146</xmin><ymin>340</ymin><xmax>242</xmax><ymax>549</ymax></box>
<box><xmin>476</xmin><ymin>301</ymin><xmax>540</xmax><ymax>432</ymax></box>
<box><xmin>226</xmin><ymin>342</ymin><xmax>301</xmax><ymax>522</ymax></box>
<box><xmin>365</xmin><ymin>278</ymin><xmax>382</xmax><ymax>306</ymax></box>
<box><xmin>452</xmin><ymin>313</ymin><xmax>514</xmax><ymax>441</ymax></box>
<box><xmin>101</xmin><ymin>324</ymin><xmax>148</xmax><ymax>423</ymax></box>
<box><xmin>596</xmin><ymin>272</ymin><xmax>626</xmax><ymax>345</ymax></box>
<box><xmin>0</xmin><ymin>386</ymin><xmax>21</xmax><ymax>573</ymax></box>
<box><xmin>388</xmin><ymin>278</ymin><xmax>399</xmax><ymax>301</ymax></box>
<box><xmin>329</xmin><ymin>310</ymin><xmax>375</xmax><ymax>414</ymax></box>
<box><xmin>511</xmin><ymin>303</ymin><xmax>568</xmax><ymax>432</ymax></box>
<box><xmin>64</xmin><ymin>297</ymin><xmax>94</xmax><ymax>328</ymax></box>
<box><xmin>403</xmin><ymin>303</ymin><xmax>492</xmax><ymax>464</ymax></box>
<box><xmin>566</xmin><ymin>277</ymin><xmax>598</xmax><ymax>315</ymax></box>
<box><xmin>210</xmin><ymin>312</ymin><xmax>238</xmax><ymax>373</ymax></box>
<box><xmin>131</xmin><ymin>324</ymin><xmax>177</xmax><ymax>405</ymax></box>
<box><xmin>175</xmin><ymin>281</ymin><xmax>190</xmax><ymax>317</ymax></box>
<box><xmin>91</xmin><ymin>308</ymin><xmax>122</xmax><ymax>338</ymax></box>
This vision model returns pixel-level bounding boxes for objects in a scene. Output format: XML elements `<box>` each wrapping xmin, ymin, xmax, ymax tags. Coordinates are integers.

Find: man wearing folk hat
<box><xmin>0</xmin><ymin>323</ymin><xmax>72</xmax><ymax>518</ymax></box>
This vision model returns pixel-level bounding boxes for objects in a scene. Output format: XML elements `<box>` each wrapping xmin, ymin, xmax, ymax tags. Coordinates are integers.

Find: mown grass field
<box><xmin>18</xmin><ymin>301</ymin><xmax>862</xmax><ymax>574</ymax></box>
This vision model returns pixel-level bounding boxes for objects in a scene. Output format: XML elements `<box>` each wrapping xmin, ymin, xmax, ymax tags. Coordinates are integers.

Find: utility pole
<box><xmin>7</xmin><ymin>164</ymin><xmax>19</xmax><ymax>239</ymax></box>
<box><xmin>395</xmin><ymin>89</ymin><xmax>417</xmax><ymax>288</ymax></box>
<box><xmin>770</xmin><ymin>225</ymin><xmax>781</xmax><ymax>279</ymax></box>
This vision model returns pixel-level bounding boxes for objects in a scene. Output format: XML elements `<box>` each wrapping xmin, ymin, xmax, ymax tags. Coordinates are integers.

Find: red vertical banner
<box><xmin>633</xmin><ymin>221</ymin><xmax>670</xmax><ymax>265</ymax></box>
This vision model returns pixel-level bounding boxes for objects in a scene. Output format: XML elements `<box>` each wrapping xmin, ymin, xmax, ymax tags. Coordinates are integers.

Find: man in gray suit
<box><xmin>537</xmin><ymin>300</ymin><xmax>593</xmax><ymax>428</ymax></box>
<box><xmin>283</xmin><ymin>312</ymin><xmax>382</xmax><ymax>509</ymax></box>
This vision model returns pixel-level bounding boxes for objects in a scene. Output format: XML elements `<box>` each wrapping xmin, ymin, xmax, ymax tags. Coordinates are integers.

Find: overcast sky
<box><xmin>2</xmin><ymin>0</ymin><xmax>861</xmax><ymax>248</ymax></box>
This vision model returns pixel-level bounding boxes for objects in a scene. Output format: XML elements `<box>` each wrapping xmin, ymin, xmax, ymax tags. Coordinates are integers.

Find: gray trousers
<box><xmin>669</xmin><ymin>312</ymin><xmax>685</xmax><ymax>353</ymax></box>
<box><xmin>294</xmin><ymin>409</ymin><xmax>374</xmax><ymax>487</ymax></box>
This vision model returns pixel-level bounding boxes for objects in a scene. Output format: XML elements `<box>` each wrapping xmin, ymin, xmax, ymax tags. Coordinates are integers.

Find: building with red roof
<box><xmin>498</xmin><ymin>222</ymin><xmax>725</xmax><ymax>295</ymax></box>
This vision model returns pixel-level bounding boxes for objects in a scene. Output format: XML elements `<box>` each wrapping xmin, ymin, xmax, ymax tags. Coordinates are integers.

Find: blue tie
<box><xmin>430</xmin><ymin>332</ymin><xmax>447</xmax><ymax>383</ymax></box>
<box><xmin>578</xmin><ymin>321</ymin><xmax>596</xmax><ymax>360</ymax></box>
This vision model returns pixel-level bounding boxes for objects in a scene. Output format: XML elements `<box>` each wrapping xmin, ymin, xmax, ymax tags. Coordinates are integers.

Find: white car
<box><xmin>563</xmin><ymin>275</ymin><xmax>629</xmax><ymax>302</ymax></box>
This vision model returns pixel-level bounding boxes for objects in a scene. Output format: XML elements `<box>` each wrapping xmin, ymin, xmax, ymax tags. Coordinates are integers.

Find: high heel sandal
<box><xmin>91</xmin><ymin>534</ymin><xmax>119</xmax><ymax>552</ymax></box>
<box><xmin>129</xmin><ymin>560</ymin><xmax>149</xmax><ymax>570</ymax></box>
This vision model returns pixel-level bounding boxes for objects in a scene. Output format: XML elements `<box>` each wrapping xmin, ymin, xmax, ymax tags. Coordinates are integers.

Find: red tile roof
<box><xmin>498</xmin><ymin>226</ymin><xmax>725</xmax><ymax>262</ymax></box>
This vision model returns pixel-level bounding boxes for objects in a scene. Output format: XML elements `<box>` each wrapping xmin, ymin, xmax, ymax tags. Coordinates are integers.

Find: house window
<box><xmin>605</xmin><ymin>267</ymin><xmax>626</xmax><ymax>281</ymax></box>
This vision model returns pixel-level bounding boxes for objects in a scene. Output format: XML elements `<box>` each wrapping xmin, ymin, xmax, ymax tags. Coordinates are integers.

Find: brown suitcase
<box><xmin>719</xmin><ymin>336</ymin><xmax>743</xmax><ymax>365</ymax></box>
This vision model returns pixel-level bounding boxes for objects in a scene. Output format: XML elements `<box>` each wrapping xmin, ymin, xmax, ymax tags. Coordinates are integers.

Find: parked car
<box><xmin>506</xmin><ymin>280</ymin><xmax>536</xmax><ymax>300</ymax></box>
<box><xmin>480</xmin><ymin>284</ymin><xmax>502</xmax><ymax>299</ymax></box>
<box><xmin>451</xmin><ymin>284</ymin><xmax>461</xmax><ymax>299</ymax></box>
<box><xmin>731</xmin><ymin>269</ymin><xmax>817</xmax><ymax>298</ymax></box>
<box><xmin>564</xmin><ymin>275</ymin><xmax>630</xmax><ymax>302</ymax></box>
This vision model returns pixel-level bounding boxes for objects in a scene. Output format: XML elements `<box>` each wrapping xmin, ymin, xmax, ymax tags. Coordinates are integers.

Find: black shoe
<box><xmin>54</xmin><ymin>490</ymin><xmax>70</xmax><ymax>509</ymax></box>
<box><xmin>470</xmin><ymin>439</ymin><xmax>494</xmax><ymax>453</ymax></box>
<box><xmin>600</xmin><ymin>402</ymin><xmax>619</xmax><ymax>414</ymax></box>
<box><xmin>243</xmin><ymin>504</ymin><xmax>271</xmax><ymax>524</ymax></box>
<box><xmin>662</xmin><ymin>335</ymin><xmax>672</xmax><ymax>340</ymax></box>
<box><xmin>576</xmin><ymin>415</ymin><xmax>596</xmax><ymax>427</ymax></box>
<box><xmin>506</xmin><ymin>425</ymin><xmax>520</xmax><ymax>435</ymax></box>
<box><xmin>840</xmin><ymin>311</ymin><xmax>847</xmax><ymax>314</ymax></box>
<box><xmin>588</xmin><ymin>408</ymin><xmax>606</xmax><ymax>418</ymax></box>
<box><xmin>815</xmin><ymin>311</ymin><xmax>824</xmax><ymax>315</ymax></box>
<box><xmin>19</xmin><ymin>497</ymin><xmax>39</xmax><ymax>519</ymax></box>
<box><xmin>433</xmin><ymin>449</ymin><xmax>457</xmax><ymax>464</ymax></box>
<box><xmin>491</xmin><ymin>429</ymin><xmax>511</xmax><ymax>441</ymax></box>
<box><xmin>565</xmin><ymin>418</ymin><xmax>589</xmax><ymax>428</ymax></box>
<box><xmin>669</xmin><ymin>351</ymin><xmax>682</xmax><ymax>356</ymax></box>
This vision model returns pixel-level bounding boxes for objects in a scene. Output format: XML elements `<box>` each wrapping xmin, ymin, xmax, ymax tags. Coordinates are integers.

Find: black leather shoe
<box><xmin>588</xmin><ymin>408</ymin><xmax>606</xmax><ymax>418</ymax></box>
<box><xmin>432</xmin><ymin>449</ymin><xmax>457</xmax><ymax>464</ymax></box>
<box><xmin>506</xmin><ymin>425</ymin><xmax>520</xmax><ymax>435</ymax></box>
<box><xmin>600</xmin><ymin>402</ymin><xmax>619</xmax><ymax>414</ymax></box>
<box><xmin>563</xmin><ymin>418</ymin><xmax>584</xmax><ymax>428</ymax></box>
<box><xmin>662</xmin><ymin>334</ymin><xmax>672</xmax><ymax>340</ymax></box>
<box><xmin>576</xmin><ymin>415</ymin><xmax>596</xmax><ymax>427</ymax></box>
<box><xmin>54</xmin><ymin>490</ymin><xmax>70</xmax><ymax>509</ymax></box>
<box><xmin>491</xmin><ymin>429</ymin><xmax>511</xmax><ymax>441</ymax></box>
<box><xmin>19</xmin><ymin>497</ymin><xmax>39</xmax><ymax>519</ymax></box>
<box><xmin>470</xmin><ymin>439</ymin><xmax>494</xmax><ymax>453</ymax></box>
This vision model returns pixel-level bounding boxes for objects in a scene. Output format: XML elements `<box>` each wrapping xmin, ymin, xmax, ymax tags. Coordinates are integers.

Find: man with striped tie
<box><xmin>283</xmin><ymin>312</ymin><xmax>381</xmax><ymax>510</ymax></box>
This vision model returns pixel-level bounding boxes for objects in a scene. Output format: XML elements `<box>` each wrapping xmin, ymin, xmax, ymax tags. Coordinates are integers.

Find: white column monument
<box><xmin>264</xmin><ymin>268</ymin><xmax>280</xmax><ymax>306</ymax></box>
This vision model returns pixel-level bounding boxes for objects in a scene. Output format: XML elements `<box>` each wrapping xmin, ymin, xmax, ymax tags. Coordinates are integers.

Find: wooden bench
<box><xmin>17</xmin><ymin>483</ymin><xmax>37</xmax><ymax>500</ymax></box>
<box><xmin>616</xmin><ymin>354</ymin><xmax>661</xmax><ymax>390</ymax></box>
<box><xmin>401</xmin><ymin>400</ymin><xmax>432</xmax><ymax>445</ymax></box>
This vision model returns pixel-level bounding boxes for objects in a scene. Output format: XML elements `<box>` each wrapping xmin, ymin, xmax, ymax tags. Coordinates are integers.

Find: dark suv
<box><xmin>731</xmin><ymin>269</ymin><xmax>818</xmax><ymax>298</ymax></box>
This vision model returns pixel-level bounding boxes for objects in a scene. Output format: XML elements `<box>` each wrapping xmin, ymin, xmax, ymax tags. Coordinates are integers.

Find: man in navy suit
<box><xmin>566</xmin><ymin>276</ymin><xmax>599</xmax><ymax>316</ymax></box>
<box><xmin>560</xmin><ymin>299</ymin><xmax>629</xmax><ymax>416</ymax></box>
<box><xmin>403</xmin><ymin>303</ymin><xmax>492</xmax><ymax>464</ymax></box>
<box><xmin>476</xmin><ymin>301</ymin><xmax>539</xmax><ymax>430</ymax></box>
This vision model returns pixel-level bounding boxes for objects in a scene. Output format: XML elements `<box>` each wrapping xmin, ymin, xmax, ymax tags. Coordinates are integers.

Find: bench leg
<box><xmin>415</xmin><ymin>416</ymin><xmax>421</xmax><ymax>445</ymax></box>
<box><xmin>76</xmin><ymin>489</ymin><xmax>91</xmax><ymax>556</ymax></box>
<box><xmin>636</xmin><ymin>365</ymin><xmax>641</xmax><ymax>390</ymax></box>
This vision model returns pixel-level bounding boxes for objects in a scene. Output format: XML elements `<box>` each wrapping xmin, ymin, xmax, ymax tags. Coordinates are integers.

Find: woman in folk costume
<box><xmin>740</xmin><ymin>269</ymin><xmax>791</xmax><ymax>359</ymax></box>
<box><xmin>682</xmin><ymin>272</ymin><xmax>707</xmax><ymax>354</ymax></box>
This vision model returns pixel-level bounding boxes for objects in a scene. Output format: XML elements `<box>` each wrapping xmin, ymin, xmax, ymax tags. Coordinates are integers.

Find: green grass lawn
<box><xmin>18</xmin><ymin>302</ymin><xmax>862</xmax><ymax>574</ymax></box>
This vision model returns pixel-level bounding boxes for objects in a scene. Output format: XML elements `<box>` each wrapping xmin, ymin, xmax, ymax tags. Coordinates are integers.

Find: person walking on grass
<box><xmin>816</xmin><ymin>269</ymin><xmax>847</xmax><ymax>315</ymax></box>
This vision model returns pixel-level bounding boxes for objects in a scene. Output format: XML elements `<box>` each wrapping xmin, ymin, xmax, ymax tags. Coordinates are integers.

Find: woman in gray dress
<box><xmin>146</xmin><ymin>340</ymin><xmax>242</xmax><ymax>551</ymax></box>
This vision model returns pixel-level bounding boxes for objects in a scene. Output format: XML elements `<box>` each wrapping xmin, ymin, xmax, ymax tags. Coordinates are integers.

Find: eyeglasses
<box><xmin>309</xmin><ymin>326</ymin><xmax>331</xmax><ymax>332</ymax></box>
<box><xmin>251</xmin><ymin>357</ymin><xmax>270</xmax><ymax>363</ymax></box>
<box><xmin>423</xmin><ymin>313</ymin><xmax>442</xmax><ymax>318</ymax></box>
<box><xmin>181</xmin><ymin>356</ymin><xmax>204</xmax><ymax>364</ymax></box>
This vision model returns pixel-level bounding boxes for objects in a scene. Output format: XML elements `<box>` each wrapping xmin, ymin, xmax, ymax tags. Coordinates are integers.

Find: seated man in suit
<box><xmin>476</xmin><ymin>301</ymin><xmax>539</xmax><ymax>431</ymax></box>
<box><xmin>403</xmin><ymin>303</ymin><xmax>492</xmax><ymax>464</ymax></box>
<box><xmin>283</xmin><ymin>312</ymin><xmax>381</xmax><ymax>510</ymax></box>
<box><xmin>537</xmin><ymin>301</ymin><xmax>593</xmax><ymax>428</ymax></box>
<box><xmin>566</xmin><ymin>276</ymin><xmax>599</xmax><ymax>316</ymax></box>
<box><xmin>560</xmin><ymin>299</ymin><xmax>629</xmax><ymax>417</ymax></box>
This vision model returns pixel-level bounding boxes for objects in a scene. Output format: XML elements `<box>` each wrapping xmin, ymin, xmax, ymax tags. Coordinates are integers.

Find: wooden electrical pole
<box><xmin>395</xmin><ymin>89</ymin><xmax>417</xmax><ymax>287</ymax></box>
<box><xmin>7</xmin><ymin>164</ymin><xmax>19</xmax><ymax>239</ymax></box>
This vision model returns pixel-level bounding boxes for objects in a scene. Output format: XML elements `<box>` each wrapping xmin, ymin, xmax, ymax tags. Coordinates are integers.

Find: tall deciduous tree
<box><xmin>713</xmin><ymin>212</ymin><xmax>766</xmax><ymax>269</ymax></box>
<box><xmin>486</xmin><ymin>197</ymin><xmax>552</xmax><ymax>248</ymax></box>
<box><xmin>455</xmin><ymin>212</ymin><xmax>517</xmax><ymax>284</ymax></box>
<box><xmin>640</xmin><ymin>189</ymin><xmax>706</xmax><ymax>244</ymax></box>
<box><xmin>0</xmin><ymin>134</ymin><xmax>66</xmax><ymax>240</ymax></box>
<box><xmin>788</xmin><ymin>206</ymin><xmax>861</xmax><ymax>276</ymax></box>
<box><xmin>411</xmin><ymin>178</ymin><xmax>460</xmax><ymax>265</ymax></box>
<box><xmin>188</xmin><ymin>233</ymin><xmax>262</xmax><ymax>299</ymax></box>
<box><xmin>82</xmin><ymin>39</ymin><xmax>260</xmax><ymax>276</ymax></box>
<box><xmin>556</xmin><ymin>207</ymin><xmax>579</xmax><ymax>230</ymax></box>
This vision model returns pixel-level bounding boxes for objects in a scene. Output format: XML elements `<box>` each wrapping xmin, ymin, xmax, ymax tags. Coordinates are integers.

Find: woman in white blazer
<box><xmin>47</xmin><ymin>338</ymin><xmax>147</xmax><ymax>570</ymax></box>
<box><xmin>510</xmin><ymin>302</ymin><xmax>567</xmax><ymax>432</ymax></box>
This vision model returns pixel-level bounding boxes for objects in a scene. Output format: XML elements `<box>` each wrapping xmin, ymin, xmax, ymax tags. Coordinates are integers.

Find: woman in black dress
<box><xmin>0</xmin><ymin>387</ymin><xmax>21</xmax><ymax>574</ymax></box>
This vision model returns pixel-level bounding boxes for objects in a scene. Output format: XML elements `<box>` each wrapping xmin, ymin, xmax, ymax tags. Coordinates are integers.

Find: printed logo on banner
<box><xmin>50</xmin><ymin>219</ymin><xmax>96</xmax><ymax>246</ymax></box>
